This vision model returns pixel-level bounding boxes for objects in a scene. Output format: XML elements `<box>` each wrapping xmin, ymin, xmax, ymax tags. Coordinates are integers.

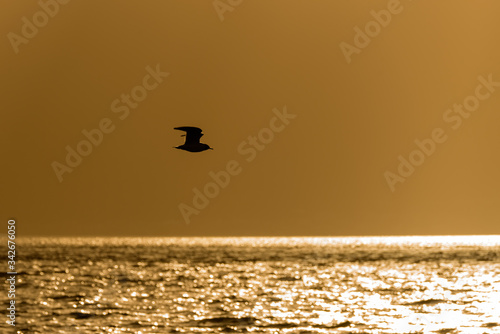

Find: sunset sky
<box><xmin>2</xmin><ymin>0</ymin><xmax>500</xmax><ymax>236</ymax></box>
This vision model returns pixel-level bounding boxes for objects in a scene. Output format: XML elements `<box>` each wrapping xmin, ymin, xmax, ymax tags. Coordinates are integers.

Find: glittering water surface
<box><xmin>3</xmin><ymin>236</ymin><xmax>500</xmax><ymax>333</ymax></box>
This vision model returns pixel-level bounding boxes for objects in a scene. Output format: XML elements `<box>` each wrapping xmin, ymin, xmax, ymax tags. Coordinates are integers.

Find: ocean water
<box><xmin>2</xmin><ymin>236</ymin><xmax>500</xmax><ymax>333</ymax></box>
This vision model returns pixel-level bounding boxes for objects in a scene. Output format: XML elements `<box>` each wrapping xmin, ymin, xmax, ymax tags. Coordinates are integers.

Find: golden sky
<box><xmin>1</xmin><ymin>0</ymin><xmax>500</xmax><ymax>236</ymax></box>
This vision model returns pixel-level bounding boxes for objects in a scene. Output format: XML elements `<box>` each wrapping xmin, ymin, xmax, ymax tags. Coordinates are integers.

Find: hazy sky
<box><xmin>2</xmin><ymin>1</ymin><xmax>500</xmax><ymax>236</ymax></box>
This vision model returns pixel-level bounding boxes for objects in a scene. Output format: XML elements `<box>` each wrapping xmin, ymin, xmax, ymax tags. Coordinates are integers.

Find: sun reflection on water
<box><xmin>9</xmin><ymin>235</ymin><xmax>500</xmax><ymax>333</ymax></box>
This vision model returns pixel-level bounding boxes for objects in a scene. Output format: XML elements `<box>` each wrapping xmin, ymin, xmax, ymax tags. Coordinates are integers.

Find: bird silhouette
<box><xmin>174</xmin><ymin>126</ymin><xmax>213</xmax><ymax>152</ymax></box>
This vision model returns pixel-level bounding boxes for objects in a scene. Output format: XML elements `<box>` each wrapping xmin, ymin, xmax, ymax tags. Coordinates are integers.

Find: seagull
<box><xmin>174</xmin><ymin>126</ymin><xmax>213</xmax><ymax>152</ymax></box>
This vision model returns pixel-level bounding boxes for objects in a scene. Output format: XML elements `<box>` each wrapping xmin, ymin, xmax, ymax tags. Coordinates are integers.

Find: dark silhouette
<box><xmin>174</xmin><ymin>126</ymin><xmax>213</xmax><ymax>152</ymax></box>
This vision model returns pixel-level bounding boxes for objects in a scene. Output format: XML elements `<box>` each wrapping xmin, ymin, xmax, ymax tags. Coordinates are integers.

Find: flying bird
<box><xmin>174</xmin><ymin>126</ymin><xmax>213</xmax><ymax>152</ymax></box>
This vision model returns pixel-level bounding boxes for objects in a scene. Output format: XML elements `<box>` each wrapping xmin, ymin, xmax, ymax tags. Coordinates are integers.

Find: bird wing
<box><xmin>174</xmin><ymin>126</ymin><xmax>203</xmax><ymax>145</ymax></box>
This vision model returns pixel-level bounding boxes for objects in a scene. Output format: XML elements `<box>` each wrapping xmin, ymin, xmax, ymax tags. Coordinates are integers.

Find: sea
<box><xmin>2</xmin><ymin>236</ymin><xmax>500</xmax><ymax>333</ymax></box>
